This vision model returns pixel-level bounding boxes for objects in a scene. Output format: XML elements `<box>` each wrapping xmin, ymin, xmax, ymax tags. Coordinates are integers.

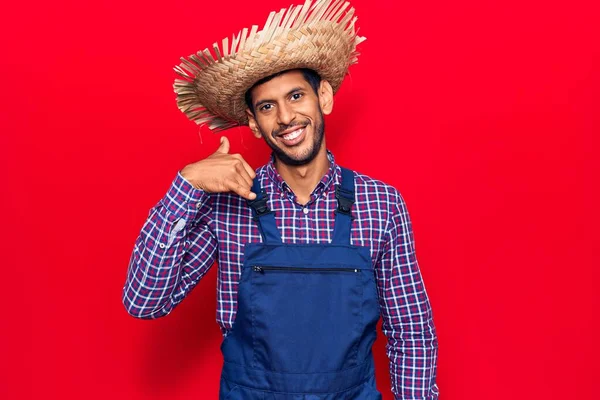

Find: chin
<box><xmin>289</xmin><ymin>149</ymin><xmax>319</xmax><ymax>166</ymax></box>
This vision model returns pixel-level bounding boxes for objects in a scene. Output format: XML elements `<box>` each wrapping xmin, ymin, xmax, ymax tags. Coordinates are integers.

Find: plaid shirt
<box><xmin>123</xmin><ymin>149</ymin><xmax>438</xmax><ymax>399</ymax></box>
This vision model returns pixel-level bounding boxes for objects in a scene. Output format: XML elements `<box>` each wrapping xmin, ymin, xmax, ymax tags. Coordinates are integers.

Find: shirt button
<box><xmin>159</xmin><ymin>243</ymin><xmax>166</xmax><ymax>249</ymax></box>
<box><xmin>303</xmin><ymin>208</ymin><xmax>309</xmax><ymax>214</ymax></box>
<box><xmin>280</xmin><ymin>192</ymin><xmax>284</xmax><ymax>197</ymax></box>
<box><xmin>196</xmin><ymin>202</ymin><xmax>202</xmax><ymax>209</ymax></box>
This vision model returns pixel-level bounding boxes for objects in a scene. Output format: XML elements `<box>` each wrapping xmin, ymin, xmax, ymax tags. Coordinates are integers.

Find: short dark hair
<box><xmin>244</xmin><ymin>68</ymin><xmax>322</xmax><ymax>115</ymax></box>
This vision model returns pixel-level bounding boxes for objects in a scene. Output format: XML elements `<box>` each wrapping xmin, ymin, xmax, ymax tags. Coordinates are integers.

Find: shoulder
<box><xmin>349</xmin><ymin>169</ymin><xmax>415</xmax><ymax>246</ymax></box>
<box><xmin>350</xmin><ymin>168</ymin><xmax>406</xmax><ymax>209</ymax></box>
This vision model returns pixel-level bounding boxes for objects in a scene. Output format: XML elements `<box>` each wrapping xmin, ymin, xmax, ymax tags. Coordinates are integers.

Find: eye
<box><xmin>259</xmin><ymin>103</ymin><xmax>273</xmax><ymax>112</ymax></box>
<box><xmin>291</xmin><ymin>92</ymin><xmax>303</xmax><ymax>101</ymax></box>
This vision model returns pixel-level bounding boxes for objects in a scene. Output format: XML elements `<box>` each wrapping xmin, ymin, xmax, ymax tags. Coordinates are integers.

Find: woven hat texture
<box><xmin>173</xmin><ymin>0</ymin><xmax>366</xmax><ymax>132</ymax></box>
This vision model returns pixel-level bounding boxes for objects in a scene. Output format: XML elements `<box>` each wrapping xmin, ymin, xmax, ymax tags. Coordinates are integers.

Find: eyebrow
<box><xmin>254</xmin><ymin>87</ymin><xmax>305</xmax><ymax>109</ymax></box>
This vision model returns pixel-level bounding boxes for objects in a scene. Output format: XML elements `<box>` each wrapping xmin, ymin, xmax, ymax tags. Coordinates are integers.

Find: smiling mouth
<box><xmin>277</xmin><ymin>125</ymin><xmax>307</xmax><ymax>146</ymax></box>
<box><xmin>281</xmin><ymin>127</ymin><xmax>304</xmax><ymax>140</ymax></box>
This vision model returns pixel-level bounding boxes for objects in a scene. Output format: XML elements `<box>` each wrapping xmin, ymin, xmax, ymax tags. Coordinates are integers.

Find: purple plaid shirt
<box><xmin>123</xmin><ymin>149</ymin><xmax>438</xmax><ymax>399</ymax></box>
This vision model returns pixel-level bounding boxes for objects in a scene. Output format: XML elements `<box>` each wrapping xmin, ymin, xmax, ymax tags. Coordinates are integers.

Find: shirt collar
<box><xmin>265</xmin><ymin>149</ymin><xmax>339</xmax><ymax>199</ymax></box>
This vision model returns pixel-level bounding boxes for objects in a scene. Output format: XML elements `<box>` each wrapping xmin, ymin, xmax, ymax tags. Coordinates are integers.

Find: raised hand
<box><xmin>180</xmin><ymin>136</ymin><xmax>257</xmax><ymax>200</ymax></box>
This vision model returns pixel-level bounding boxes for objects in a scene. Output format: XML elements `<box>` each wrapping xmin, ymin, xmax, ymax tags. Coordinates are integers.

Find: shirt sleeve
<box><xmin>122</xmin><ymin>171</ymin><xmax>218</xmax><ymax>319</ymax></box>
<box><xmin>375</xmin><ymin>189</ymin><xmax>439</xmax><ymax>399</ymax></box>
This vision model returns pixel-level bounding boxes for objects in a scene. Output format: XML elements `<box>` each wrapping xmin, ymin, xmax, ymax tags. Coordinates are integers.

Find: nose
<box><xmin>276</xmin><ymin>102</ymin><xmax>295</xmax><ymax>126</ymax></box>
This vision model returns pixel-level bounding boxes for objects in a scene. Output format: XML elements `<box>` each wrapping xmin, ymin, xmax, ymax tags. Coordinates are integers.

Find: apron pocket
<box><xmin>250</xmin><ymin>265</ymin><xmax>364</xmax><ymax>373</ymax></box>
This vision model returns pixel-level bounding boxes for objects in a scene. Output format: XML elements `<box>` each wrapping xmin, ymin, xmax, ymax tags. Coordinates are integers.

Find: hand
<box><xmin>180</xmin><ymin>136</ymin><xmax>257</xmax><ymax>200</ymax></box>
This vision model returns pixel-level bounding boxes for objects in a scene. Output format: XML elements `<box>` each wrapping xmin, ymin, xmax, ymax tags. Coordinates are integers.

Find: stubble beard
<box><xmin>259</xmin><ymin>109</ymin><xmax>325</xmax><ymax>167</ymax></box>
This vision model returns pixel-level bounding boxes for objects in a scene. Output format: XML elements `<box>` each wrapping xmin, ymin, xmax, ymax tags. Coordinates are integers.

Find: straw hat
<box><xmin>173</xmin><ymin>0</ymin><xmax>366</xmax><ymax>132</ymax></box>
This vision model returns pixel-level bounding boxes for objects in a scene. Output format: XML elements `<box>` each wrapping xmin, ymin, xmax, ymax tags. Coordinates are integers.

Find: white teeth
<box><xmin>282</xmin><ymin>127</ymin><xmax>303</xmax><ymax>141</ymax></box>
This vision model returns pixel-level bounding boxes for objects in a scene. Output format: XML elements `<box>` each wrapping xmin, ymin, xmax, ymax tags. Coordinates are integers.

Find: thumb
<box><xmin>215</xmin><ymin>136</ymin><xmax>230</xmax><ymax>154</ymax></box>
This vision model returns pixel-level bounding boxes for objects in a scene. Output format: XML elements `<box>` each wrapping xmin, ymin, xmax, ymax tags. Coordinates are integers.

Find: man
<box><xmin>122</xmin><ymin>0</ymin><xmax>438</xmax><ymax>398</ymax></box>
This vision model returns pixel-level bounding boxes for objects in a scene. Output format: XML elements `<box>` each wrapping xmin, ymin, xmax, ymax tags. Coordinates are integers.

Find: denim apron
<box><xmin>219</xmin><ymin>167</ymin><xmax>382</xmax><ymax>399</ymax></box>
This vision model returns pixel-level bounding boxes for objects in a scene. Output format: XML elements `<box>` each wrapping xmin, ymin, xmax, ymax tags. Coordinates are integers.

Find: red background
<box><xmin>2</xmin><ymin>0</ymin><xmax>599</xmax><ymax>399</ymax></box>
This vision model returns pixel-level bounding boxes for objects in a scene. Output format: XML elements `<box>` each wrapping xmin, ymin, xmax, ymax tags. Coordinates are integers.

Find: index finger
<box><xmin>233</xmin><ymin>154</ymin><xmax>256</xmax><ymax>180</ymax></box>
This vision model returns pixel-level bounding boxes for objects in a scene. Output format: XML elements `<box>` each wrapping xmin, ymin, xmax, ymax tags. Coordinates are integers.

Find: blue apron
<box><xmin>219</xmin><ymin>167</ymin><xmax>382</xmax><ymax>399</ymax></box>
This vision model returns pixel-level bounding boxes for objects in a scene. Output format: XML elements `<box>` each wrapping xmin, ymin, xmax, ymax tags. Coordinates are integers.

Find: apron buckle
<box><xmin>335</xmin><ymin>185</ymin><xmax>355</xmax><ymax>218</ymax></box>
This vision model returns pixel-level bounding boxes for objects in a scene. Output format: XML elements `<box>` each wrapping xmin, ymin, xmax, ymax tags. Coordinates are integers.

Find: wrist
<box><xmin>158</xmin><ymin>171</ymin><xmax>210</xmax><ymax>221</ymax></box>
<box><xmin>180</xmin><ymin>165</ymin><xmax>204</xmax><ymax>190</ymax></box>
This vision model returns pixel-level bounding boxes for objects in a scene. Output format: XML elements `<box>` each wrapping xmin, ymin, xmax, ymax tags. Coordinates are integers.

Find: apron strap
<box><xmin>331</xmin><ymin>167</ymin><xmax>355</xmax><ymax>245</ymax></box>
<box><xmin>247</xmin><ymin>176</ymin><xmax>283</xmax><ymax>244</ymax></box>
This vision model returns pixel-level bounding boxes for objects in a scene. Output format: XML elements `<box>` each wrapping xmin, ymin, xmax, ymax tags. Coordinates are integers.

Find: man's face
<box><xmin>246</xmin><ymin>70</ymin><xmax>332</xmax><ymax>166</ymax></box>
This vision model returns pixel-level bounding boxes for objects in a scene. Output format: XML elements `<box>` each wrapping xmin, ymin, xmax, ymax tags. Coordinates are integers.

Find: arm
<box><xmin>122</xmin><ymin>136</ymin><xmax>257</xmax><ymax>319</ymax></box>
<box><xmin>121</xmin><ymin>171</ymin><xmax>218</xmax><ymax>319</ymax></box>
<box><xmin>376</xmin><ymin>189</ymin><xmax>439</xmax><ymax>399</ymax></box>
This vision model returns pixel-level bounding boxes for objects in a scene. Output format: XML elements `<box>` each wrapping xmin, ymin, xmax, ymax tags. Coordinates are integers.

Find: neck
<box><xmin>274</xmin><ymin>142</ymin><xmax>329</xmax><ymax>205</ymax></box>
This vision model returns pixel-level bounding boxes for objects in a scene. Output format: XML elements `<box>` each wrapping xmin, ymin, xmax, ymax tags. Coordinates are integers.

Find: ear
<box><xmin>318</xmin><ymin>80</ymin><xmax>334</xmax><ymax>115</ymax></box>
<box><xmin>246</xmin><ymin>108</ymin><xmax>262</xmax><ymax>139</ymax></box>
